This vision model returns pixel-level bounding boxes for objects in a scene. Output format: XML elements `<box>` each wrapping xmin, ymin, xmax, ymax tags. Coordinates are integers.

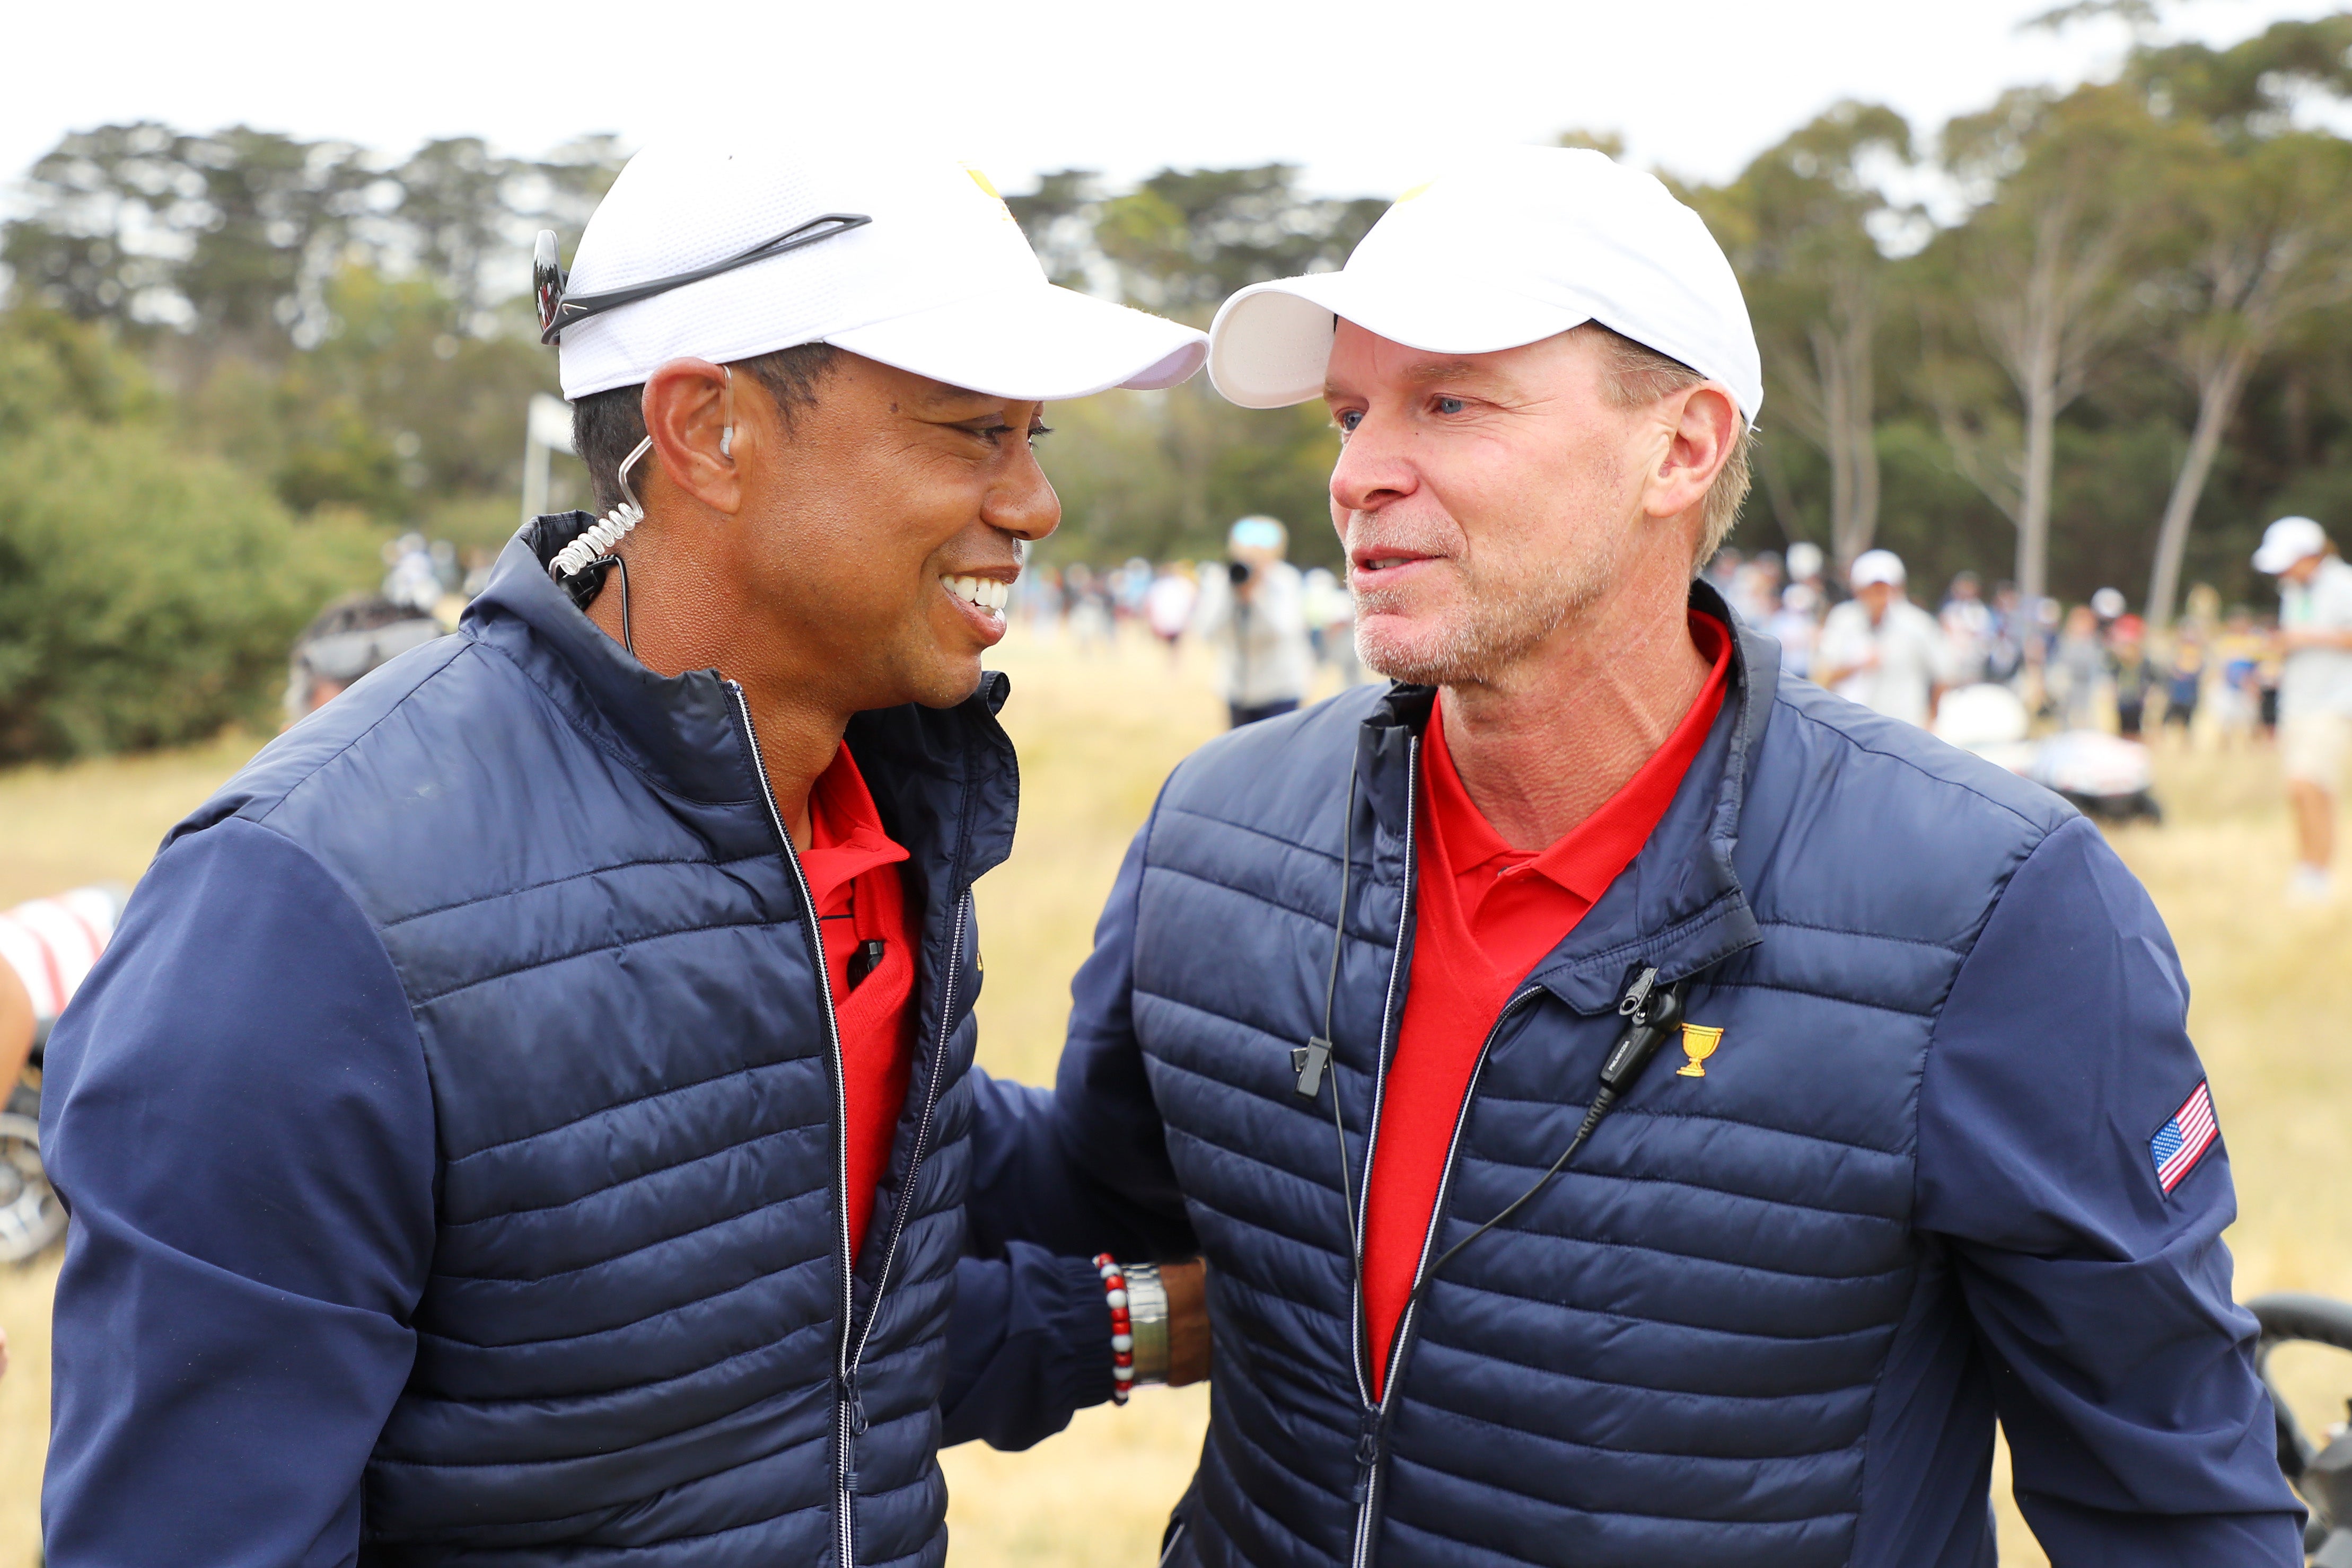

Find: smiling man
<box><xmin>988</xmin><ymin>147</ymin><xmax>2303</xmax><ymax>1565</ymax></box>
<box><xmin>40</xmin><ymin>141</ymin><xmax>1205</xmax><ymax>1566</ymax></box>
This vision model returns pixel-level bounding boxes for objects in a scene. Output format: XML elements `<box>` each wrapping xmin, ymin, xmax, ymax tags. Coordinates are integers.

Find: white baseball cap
<box><xmin>2253</xmin><ymin>514</ymin><xmax>2329</xmax><ymax>574</ymax></box>
<box><xmin>1207</xmin><ymin>146</ymin><xmax>1762</xmax><ymax>423</ymax></box>
<box><xmin>555</xmin><ymin>139</ymin><xmax>1206</xmax><ymax>402</ymax></box>
<box><xmin>1849</xmin><ymin>549</ymin><xmax>1907</xmax><ymax>589</ymax></box>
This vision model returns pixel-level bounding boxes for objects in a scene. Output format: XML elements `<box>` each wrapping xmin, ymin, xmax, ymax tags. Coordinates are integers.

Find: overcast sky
<box><xmin>5</xmin><ymin>0</ymin><xmax>2340</xmax><ymax>204</ymax></box>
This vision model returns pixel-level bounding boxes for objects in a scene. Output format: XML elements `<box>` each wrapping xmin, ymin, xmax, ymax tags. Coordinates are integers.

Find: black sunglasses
<box><xmin>535</xmin><ymin>213</ymin><xmax>873</xmax><ymax>345</ymax></box>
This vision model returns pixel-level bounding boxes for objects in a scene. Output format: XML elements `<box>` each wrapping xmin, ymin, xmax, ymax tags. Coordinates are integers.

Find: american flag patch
<box><xmin>2150</xmin><ymin>1080</ymin><xmax>2219</xmax><ymax>1195</ymax></box>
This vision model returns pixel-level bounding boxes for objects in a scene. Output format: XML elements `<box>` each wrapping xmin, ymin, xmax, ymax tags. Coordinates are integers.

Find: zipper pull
<box><xmin>842</xmin><ymin>1374</ymin><xmax>869</xmax><ymax>1437</ymax></box>
<box><xmin>1350</xmin><ymin>1410</ymin><xmax>1382</xmax><ymax>1502</ymax></box>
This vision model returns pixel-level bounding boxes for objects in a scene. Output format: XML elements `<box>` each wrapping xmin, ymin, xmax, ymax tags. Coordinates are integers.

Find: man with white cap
<box><xmin>2254</xmin><ymin>514</ymin><xmax>2352</xmax><ymax>900</ymax></box>
<box><xmin>983</xmin><ymin>147</ymin><xmax>2298</xmax><ymax>1564</ymax></box>
<box><xmin>41</xmin><ymin>140</ymin><xmax>1209</xmax><ymax>1564</ymax></box>
<box><xmin>1815</xmin><ymin>547</ymin><xmax>1954</xmax><ymax>727</ymax></box>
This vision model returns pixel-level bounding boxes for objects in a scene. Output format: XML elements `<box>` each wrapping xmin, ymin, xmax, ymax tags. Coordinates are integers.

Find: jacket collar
<box><xmin>464</xmin><ymin>516</ymin><xmax>1018</xmax><ymax>889</ymax></box>
<box><xmin>1355</xmin><ymin>577</ymin><xmax>1777</xmax><ymax>1015</ymax></box>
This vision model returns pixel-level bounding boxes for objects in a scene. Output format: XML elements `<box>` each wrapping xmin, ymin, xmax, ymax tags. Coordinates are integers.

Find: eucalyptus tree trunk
<box><xmin>1812</xmin><ymin>288</ymin><xmax>1881</xmax><ymax>577</ymax></box>
<box><xmin>2146</xmin><ymin>342</ymin><xmax>2256</xmax><ymax>631</ymax></box>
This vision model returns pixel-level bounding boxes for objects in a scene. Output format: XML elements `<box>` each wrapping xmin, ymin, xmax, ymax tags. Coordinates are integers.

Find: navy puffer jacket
<box><xmin>1026</xmin><ymin>588</ymin><xmax>2301</xmax><ymax>1566</ymax></box>
<box><xmin>42</xmin><ymin>518</ymin><xmax>1100</xmax><ymax>1566</ymax></box>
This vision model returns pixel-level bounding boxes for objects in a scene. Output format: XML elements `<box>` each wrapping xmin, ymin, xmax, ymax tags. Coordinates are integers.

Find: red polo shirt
<box><xmin>797</xmin><ymin>744</ymin><xmax>918</xmax><ymax>1267</ymax></box>
<box><xmin>1363</xmin><ymin>613</ymin><xmax>1733</xmax><ymax>1396</ymax></box>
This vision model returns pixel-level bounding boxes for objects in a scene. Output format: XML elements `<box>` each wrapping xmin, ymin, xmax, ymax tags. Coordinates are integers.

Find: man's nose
<box><xmin>986</xmin><ymin>448</ymin><xmax>1061</xmax><ymax>543</ymax></box>
<box><xmin>1329</xmin><ymin>413</ymin><xmax>1418</xmax><ymax>517</ymax></box>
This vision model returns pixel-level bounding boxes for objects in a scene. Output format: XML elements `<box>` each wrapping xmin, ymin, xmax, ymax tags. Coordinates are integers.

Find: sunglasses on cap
<box><xmin>536</xmin><ymin>213</ymin><xmax>873</xmax><ymax>346</ymax></box>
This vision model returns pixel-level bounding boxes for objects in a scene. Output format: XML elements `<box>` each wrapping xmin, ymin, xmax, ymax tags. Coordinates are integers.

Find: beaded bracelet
<box><xmin>1094</xmin><ymin>1254</ymin><xmax>1135</xmax><ymax>1405</ymax></box>
<box><xmin>1094</xmin><ymin>1253</ymin><xmax>1170</xmax><ymax>1405</ymax></box>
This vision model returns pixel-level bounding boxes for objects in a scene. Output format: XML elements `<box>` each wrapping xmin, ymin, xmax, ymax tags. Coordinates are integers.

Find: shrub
<box><xmin>0</xmin><ymin>420</ymin><xmax>376</xmax><ymax>760</ymax></box>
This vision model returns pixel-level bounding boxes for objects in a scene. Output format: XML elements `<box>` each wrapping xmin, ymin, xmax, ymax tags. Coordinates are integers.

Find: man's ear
<box><xmin>640</xmin><ymin>359</ymin><xmax>743</xmax><ymax>515</ymax></box>
<box><xmin>1643</xmin><ymin>383</ymin><xmax>1739</xmax><ymax>522</ymax></box>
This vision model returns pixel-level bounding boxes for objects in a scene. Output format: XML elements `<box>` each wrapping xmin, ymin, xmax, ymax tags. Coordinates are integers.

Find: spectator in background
<box><xmin>2216</xmin><ymin>606</ymin><xmax>2266</xmax><ymax>748</ymax></box>
<box><xmin>1940</xmin><ymin>570</ymin><xmax>1992</xmax><ymax>684</ymax></box>
<box><xmin>1815</xmin><ymin>549</ymin><xmax>1951</xmax><ymax>727</ymax></box>
<box><xmin>2254</xmin><ymin>515</ymin><xmax>2352</xmax><ymax>901</ymax></box>
<box><xmin>1785</xmin><ymin>538</ymin><xmax>1825</xmax><ymax>598</ymax></box>
<box><xmin>284</xmin><ymin>594</ymin><xmax>445</xmax><ymax>724</ymax></box>
<box><xmin>1143</xmin><ymin>561</ymin><xmax>1198</xmax><ymax>667</ymax></box>
<box><xmin>1301</xmin><ymin>565</ymin><xmax>1362</xmax><ymax>688</ymax></box>
<box><xmin>2108</xmin><ymin>614</ymin><xmax>2156</xmax><ymax>739</ymax></box>
<box><xmin>1766</xmin><ymin>581</ymin><xmax>1821</xmax><ymax>679</ymax></box>
<box><xmin>1727</xmin><ymin>549</ymin><xmax>1782</xmax><ymax>626</ymax></box>
<box><xmin>2051</xmin><ymin>604</ymin><xmax>2107</xmax><ymax>731</ymax></box>
<box><xmin>1985</xmin><ymin>580</ymin><xmax>2027</xmax><ymax>686</ymax></box>
<box><xmin>2164</xmin><ymin>624</ymin><xmax>2207</xmax><ymax>743</ymax></box>
<box><xmin>1193</xmin><ymin>515</ymin><xmax>1313</xmax><ymax>727</ymax></box>
<box><xmin>2091</xmin><ymin>585</ymin><xmax>2127</xmax><ymax>627</ymax></box>
<box><xmin>1065</xmin><ymin>562</ymin><xmax>1114</xmax><ymax>654</ymax></box>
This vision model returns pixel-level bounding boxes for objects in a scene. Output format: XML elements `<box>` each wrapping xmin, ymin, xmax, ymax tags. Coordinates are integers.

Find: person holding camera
<box><xmin>1192</xmin><ymin>514</ymin><xmax>1315</xmax><ymax>727</ymax></box>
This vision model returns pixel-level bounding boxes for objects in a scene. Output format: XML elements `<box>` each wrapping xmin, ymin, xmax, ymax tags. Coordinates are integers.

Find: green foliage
<box><xmin>0</xmin><ymin>419</ymin><xmax>375</xmax><ymax>760</ymax></box>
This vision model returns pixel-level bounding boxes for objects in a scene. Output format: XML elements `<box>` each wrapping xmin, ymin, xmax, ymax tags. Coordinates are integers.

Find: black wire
<box><xmin>599</xmin><ymin>551</ymin><xmax>634</xmax><ymax>656</ymax></box>
<box><xmin>1417</xmin><ymin>1089</ymin><xmax>1614</xmax><ymax>1299</ymax></box>
<box><xmin>1319</xmin><ymin>748</ymin><xmax>1363</xmax><ymax>1258</ymax></box>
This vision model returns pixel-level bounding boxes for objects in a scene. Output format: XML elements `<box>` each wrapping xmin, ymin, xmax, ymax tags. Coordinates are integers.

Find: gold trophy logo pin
<box><xmin>1677</xmin><ymin>1024</ymin><xmax>1724</xmax><ymax>1078</ymax></box>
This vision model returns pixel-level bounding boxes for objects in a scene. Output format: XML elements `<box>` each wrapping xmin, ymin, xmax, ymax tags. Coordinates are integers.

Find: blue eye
<box><xmin>1336</xmin><ymin>410</ymin><xmax>1364</xmax><ymax>434</ymax></box>
<box><xmin>1435</xmin><ymin>396</ymin><xmax>1465</xmax><ymax>415</ymax></box>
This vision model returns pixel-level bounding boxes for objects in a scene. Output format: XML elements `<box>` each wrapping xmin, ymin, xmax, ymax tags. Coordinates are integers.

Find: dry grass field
<box><xmin>1</xmin><ymin>628</ymin><xmax>2349</xmax><ymax>1565</ymax></box>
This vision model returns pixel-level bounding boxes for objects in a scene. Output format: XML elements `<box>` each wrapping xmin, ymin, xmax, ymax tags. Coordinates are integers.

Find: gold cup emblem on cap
<box><xmin>1676</xmin><ymin>1024</ymin><xmax>1724</xmax><ymax>1078</ymax></box>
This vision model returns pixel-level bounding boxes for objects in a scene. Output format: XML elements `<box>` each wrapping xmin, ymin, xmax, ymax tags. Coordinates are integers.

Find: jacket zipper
<box><xmin>1342</xmin><ymin>734</ymin><xmax>1419</xmax><ymax>1568</ymax></box>
<box><xmin>1347</xmin><ymin>977</ymin><xmax>1543</xmax><ymax>1568</ymax></box>
<box><xmin>726</xmin><ymin>683</ymin><xmax>861</xmax><ymax>1568</ymax></box>
<box><xmin>843</xmin><ymin>889</ymin><xmax>969</xmax><ymax>1417</ymax></box>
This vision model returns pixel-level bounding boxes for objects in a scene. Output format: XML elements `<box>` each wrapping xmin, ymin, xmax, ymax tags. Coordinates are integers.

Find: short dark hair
<box><xmin>569</xmin><ymin>342</ymin><xmax>842</xmax><ymax>514</ymax></box>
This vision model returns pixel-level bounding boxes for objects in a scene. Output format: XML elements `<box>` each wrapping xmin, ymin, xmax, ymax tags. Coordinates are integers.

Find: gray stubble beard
<box><xmin>1354</xmin><ymin>539</ymin><xmax>1616</xmax><ymax>689</ymax></box>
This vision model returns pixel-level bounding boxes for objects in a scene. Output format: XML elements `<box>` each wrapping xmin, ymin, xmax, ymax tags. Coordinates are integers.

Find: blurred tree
<box><xmin>1921</xmin><ymin>83</ymin><xmax>2169</xmax><ymax>602</ymax></box>
<box><xmin>1094</xmin><ymin>165</ymin><xmax>1384</xmax><ymax>319</ymax></box>
<box><xmin>1706</xmin><ymin>102</ymin><xmax>1912</xmax><ymax>574</ymax></box>
<box><xmin>2132</xmin><ymin>19</ymin><xmax>2352</xmax><ymax>625</ymax></box>
<box><xmin>0</xmin><ymin>404</ymin><xmax>374</xmax><ymax>759</ymax></box>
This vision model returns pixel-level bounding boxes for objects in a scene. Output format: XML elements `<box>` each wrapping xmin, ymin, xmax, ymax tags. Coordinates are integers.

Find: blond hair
<box><xmin>1577</xmin><ymin>324</ymin><xmax>1753</xmax><ymax>563</ymax></box>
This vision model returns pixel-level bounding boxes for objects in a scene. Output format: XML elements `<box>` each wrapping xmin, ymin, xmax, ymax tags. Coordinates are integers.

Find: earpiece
<box><xmin>719</xmin><ymin>365</ymin><xmax>736</xmax><ymax>460</ymax></box>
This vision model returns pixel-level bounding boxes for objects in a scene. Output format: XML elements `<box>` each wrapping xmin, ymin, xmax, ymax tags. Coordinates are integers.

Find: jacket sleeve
<box><xmin>939</xmin><ymin>1249</ymin><xmax>1112</xmax><ymax>1450</ymax></box>
<box><xmin>960</xmin><ymin>817</ymin><xmax>1196</xmax><ymax>1264</ymax></box>
<box><xmin>41</xmin><ymin>816</ymin><xmax>436</xmax><ymax>1568</ymax></box>
<box><xmin>945</xmin><ymin>817</ymin><xmax>1201</xmax><ymax>1449</ymax></box>
<box><xmin>1916</xmin><ymin>814</ymin><xmax>2304</xmax><ymax>1565</ymax></box>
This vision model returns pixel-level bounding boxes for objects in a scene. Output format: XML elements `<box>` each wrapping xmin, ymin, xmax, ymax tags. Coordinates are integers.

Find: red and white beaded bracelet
<box><xmin>1094</xmin><ymin>1253</ymin><xmax>1137</xmax><ymax>1405</ymax></box>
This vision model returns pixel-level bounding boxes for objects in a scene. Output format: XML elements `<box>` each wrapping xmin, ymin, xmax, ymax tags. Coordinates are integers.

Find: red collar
<box><xmin>797</xmin><ymin>743</ymin><xmax>910</xmax><ymax>924</ymax></box>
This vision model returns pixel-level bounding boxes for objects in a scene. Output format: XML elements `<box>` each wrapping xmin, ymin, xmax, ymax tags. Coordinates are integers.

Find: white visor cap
<box><xmin>1208</xmin><ymin>146</ymin><xmax>1761</xmax><ymax>424</ymax></box>
<box><xmin>558</xmin><ymin>140</ymin><xmax>1207</xmax><ymax>402</ymax></box>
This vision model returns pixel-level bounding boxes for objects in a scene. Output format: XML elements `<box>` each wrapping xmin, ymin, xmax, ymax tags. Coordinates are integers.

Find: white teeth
<box><xmin>944</xmin><ymin>575</ymin><xmax>1009</xmax><ymax>615</ymax></box>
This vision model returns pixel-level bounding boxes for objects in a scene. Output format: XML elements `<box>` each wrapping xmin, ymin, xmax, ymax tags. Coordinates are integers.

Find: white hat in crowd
<box><xmin>1205</xmin><ymin>146</ymin><xmax>1762</xmax><ymax>424</ymax></box>
<box><xmin>552</xmin><ymin>139</ymin><xmax>1206</xmax><ymax>402</ymax></box>
<box><xmin>2253</xmin><ymin>515</ymin><xmax>2329</xmax><ymax>575</ymax></box>
<box><xmin>1849</xmin><ymin>549</ymin><xmax>1907</xmax><ymax>589</ymax></box>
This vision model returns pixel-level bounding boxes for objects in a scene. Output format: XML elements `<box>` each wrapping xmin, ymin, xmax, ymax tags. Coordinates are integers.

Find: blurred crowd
<box><xmin>1704</xmin><ymin>539</ymin><xmax>2293</xmax><ymax>750</ymax></box>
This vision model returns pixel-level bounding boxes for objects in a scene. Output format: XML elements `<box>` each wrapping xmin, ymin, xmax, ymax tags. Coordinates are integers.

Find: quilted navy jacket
<box><xmin>1013</xmin><ymin>589</ymin><xmax>2303</xmax><ymax>1566</ymax></box>
<box><xmin>42</xmin><ymin>518</ymin><xmax>1105</xmax><ymax>1566</ymax></box>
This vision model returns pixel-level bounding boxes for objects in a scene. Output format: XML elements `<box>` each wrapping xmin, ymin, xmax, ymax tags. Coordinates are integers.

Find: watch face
<box><xmin>533</xmin><ymin>231</ymin><xmax>565</xmax><ymax>340</ymax></box>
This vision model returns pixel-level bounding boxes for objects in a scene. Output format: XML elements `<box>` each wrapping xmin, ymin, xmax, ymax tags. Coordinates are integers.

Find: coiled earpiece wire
<box><xmin>550</xmin><ymin>436</ymin><xmax>653</xmax><ymax>654</ymax></box>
